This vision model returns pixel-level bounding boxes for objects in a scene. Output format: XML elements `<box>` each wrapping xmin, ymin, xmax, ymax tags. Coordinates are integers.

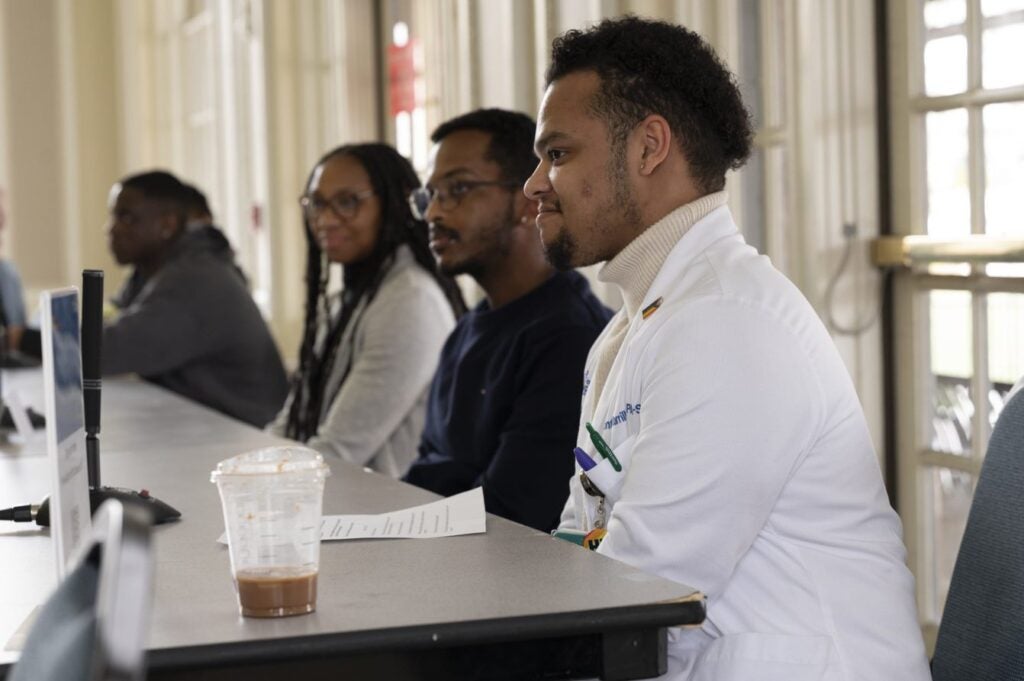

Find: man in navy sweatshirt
<box><xmin>403</xmin><ymin>109</ymin><xmax>611</xmax><ymax>532</ymax></box>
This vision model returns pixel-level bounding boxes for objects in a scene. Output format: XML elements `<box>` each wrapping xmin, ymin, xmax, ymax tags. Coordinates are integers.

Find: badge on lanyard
<box><xmin>551</xmin><ymin>526</ymin><xmax>606</xmax><ymax>551</ymax></box>
<box><xmin>580</xmin><ymin>471</ymin><xmax>608</xmax><ymax>530</ymax></box>
<box><xmin>584</xmin><ymin>527</ymin><xmax>607</xmax><ymax>551</ymax></box>
<box><xmin>575</xmin><ymin>446</ymin><xmax>609</xmax><ymax>530</ymax></box>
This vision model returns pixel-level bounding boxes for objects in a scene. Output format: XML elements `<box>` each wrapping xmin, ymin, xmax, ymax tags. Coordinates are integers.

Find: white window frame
<box><xmin>888</xmin><ymin>0</ymin><xmax>1024</xmax><ymax>648</ymax></box>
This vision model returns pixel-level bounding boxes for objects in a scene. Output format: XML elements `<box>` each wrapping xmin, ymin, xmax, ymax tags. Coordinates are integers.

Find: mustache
<box><xmin>430</xmin><ymin>224</ymin><xmax>459</xmax><ymax>240</ymax></box>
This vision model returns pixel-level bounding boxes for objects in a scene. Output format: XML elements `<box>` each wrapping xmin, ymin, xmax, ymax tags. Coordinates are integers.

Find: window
<box><xmin>889</xmin><ymin>0</ymin><xmax>1024</xmax><ymax>648</ymax></box>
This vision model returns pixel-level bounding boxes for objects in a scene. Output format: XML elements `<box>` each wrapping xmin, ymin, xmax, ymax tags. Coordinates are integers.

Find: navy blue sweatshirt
<box><xmin>403</xmin><ymin>271</ymin><xmax>611</xmax><ymax>532</ymax></box>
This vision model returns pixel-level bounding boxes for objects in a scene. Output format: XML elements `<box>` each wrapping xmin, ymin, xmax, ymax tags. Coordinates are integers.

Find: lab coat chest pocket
<box><xmin>583</xmin><ymin>433</ymin><xmax>637</xmax><ymax>504</ymax></box>
<box><xmin>686</xmin><ymin>632</ymin><xmax>838</xmax><ymax>681</ymax></box>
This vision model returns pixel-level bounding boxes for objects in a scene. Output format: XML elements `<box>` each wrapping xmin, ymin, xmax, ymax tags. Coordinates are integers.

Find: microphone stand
<box><xmin>79</xmin><ymin>270</ymin><xmax>179</xmax><ymax>525</ymax></box>
<box><xmin>82</xmin><ymin>270</ymin><xmax>103</xmax><ymax>488</ymax></box>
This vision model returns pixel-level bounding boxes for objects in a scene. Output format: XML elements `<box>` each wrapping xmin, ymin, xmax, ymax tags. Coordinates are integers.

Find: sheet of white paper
<box><xmin>217</xmin><ymin>487</ymin><xmax>486</xmax><ymax>544</ymax></box>
<box><xmin>321</xmin><ymin>487</ymin><xmax>486</xmax><ymax>541</ymax></box>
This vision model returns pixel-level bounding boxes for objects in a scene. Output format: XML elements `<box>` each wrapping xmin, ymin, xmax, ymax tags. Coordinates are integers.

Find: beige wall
<box><xmin>1</xmin><ymin>0</ymin><xmax>68</xmax><ymax>299</ymax></box>
<box><xmin>0</xmin><ymin>0</ymin><xmax>122</xmax><ymax>317</ymax></box>
<box><xmin>64</xmin><ymin>0</ymin><xmax>122</xmax><ymax>277</ymax></box>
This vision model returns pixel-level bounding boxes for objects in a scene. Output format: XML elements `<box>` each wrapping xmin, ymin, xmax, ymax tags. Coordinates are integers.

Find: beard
<box><xmin>436</xmin><ymin>198</ymin><xmax>516</xmax><ymax>278</ymax></box>
<box><xmin>543</xmin><ymin>227</ymin><xmax>577</xmax><ymax>271</ymax></box>
<box><xmin>543</xmin><ymin>151</ymin><xmax>642</xmax><ymax>271</ymax></box>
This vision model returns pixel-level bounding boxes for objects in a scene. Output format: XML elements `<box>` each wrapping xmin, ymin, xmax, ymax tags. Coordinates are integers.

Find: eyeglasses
<box><xmin>299</xmin><ymin>189</ymin><xmax>375</xmax><ymax>221</ymax></box>
<box><xmin>408</xmin><ymin>180</ymin><xmax>521</xmax><ymax>220</ymax></box>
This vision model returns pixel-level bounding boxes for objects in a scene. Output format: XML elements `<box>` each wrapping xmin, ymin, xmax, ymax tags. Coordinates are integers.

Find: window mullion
<box><xmin>967</xmin><ymin>106</ymin><xmax>986</xmax><ymax>236</ymax></box>
<box><xmin>912</xmin><ymin>279</ymin><xmax>937</xmax><ymax>625</ymax></box>
<box><xmin>971</xmin><ymin>293</ymin><xmax>991</xmax><ymax>458</ymax></box>
<box><xmin>966</xmin><ymin>0</ymin><xmax>986</xmax><ymax>238</ymax></box>
<box><xmin>967</xmin><ymin>0</ymin><xmax>982</xmax><ymax>91</ymax></box>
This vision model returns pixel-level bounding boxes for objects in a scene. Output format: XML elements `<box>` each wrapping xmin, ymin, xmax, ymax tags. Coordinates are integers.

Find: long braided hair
<box><xmin>285</xmin><ymin>144</ymin><xmax>466</xmax><ymax>442</ymax></box>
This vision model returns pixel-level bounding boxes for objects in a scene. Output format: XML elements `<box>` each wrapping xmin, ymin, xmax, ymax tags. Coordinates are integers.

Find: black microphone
<box><xmin>82</xmin><ymin>270</ymin><xmax>103</xmax><ymax>487</ymax></box>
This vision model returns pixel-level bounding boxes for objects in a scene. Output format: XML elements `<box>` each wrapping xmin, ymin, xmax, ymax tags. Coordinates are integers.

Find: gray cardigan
<box><xmin>269</xmin><ymin>246</ymin><xmax>455</xmax><ymax>477</ymax></box>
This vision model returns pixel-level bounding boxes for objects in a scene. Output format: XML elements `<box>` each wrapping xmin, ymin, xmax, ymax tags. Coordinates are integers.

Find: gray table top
<box><xmin>0</xmin><ymin>369</ymin><xmax>703</xmax><ymax>670</ymax></box>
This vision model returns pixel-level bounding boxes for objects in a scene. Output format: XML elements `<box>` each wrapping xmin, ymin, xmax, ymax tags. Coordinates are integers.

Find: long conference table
<box><xmin>0</xmin><ymin>368</ymin><xmax>704</xmax><ymax>680</ymax></box>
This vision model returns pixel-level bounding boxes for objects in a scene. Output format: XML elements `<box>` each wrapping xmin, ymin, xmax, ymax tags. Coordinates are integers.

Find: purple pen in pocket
<box><xmin>574</xmin><ymin>447</ymin><xmax>598</xmax><ymax>471</ymax></box>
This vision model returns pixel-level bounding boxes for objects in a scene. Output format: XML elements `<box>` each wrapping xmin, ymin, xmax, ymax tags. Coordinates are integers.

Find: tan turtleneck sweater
<box><xmin>584</xmin><ymin>191</ymin><xmax>728</xmax><ymax>414</ymax></box>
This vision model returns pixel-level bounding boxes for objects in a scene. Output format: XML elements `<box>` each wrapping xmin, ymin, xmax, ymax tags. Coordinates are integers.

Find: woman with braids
<box><xmin>269</xmin><ymin>144</ymin><xmax>464</xmax><ymax>476</ymax></box>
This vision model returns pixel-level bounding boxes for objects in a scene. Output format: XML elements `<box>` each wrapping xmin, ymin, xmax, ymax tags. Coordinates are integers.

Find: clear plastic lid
<box><xmin>210</xmin><ymin>446</ymin><xmax>331</xmax><ymax>480</ymax></box>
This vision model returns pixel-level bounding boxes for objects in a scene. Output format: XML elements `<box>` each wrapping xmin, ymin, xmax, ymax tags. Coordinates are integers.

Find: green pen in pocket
<box><xmin>585</xmin><ymin>422</ymin><xmax>622</xmax><ymax>472</ymax></box>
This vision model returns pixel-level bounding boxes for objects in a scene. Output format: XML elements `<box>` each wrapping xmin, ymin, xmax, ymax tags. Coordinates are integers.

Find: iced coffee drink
<box><xmin>236</xmin><ymin>567</ymin><xmax>319</xmax><ymax>617</ymax></box>
<box><xmin>212</xmin><ymin>447</ymin><xmax>330</xmax><ymax>618</ymax></box>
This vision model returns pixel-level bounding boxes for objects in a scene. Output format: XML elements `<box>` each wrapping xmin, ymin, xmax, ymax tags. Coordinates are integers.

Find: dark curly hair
<box><xmin>285</xmin><ymin>143</ymin><xmax>466</xmax><ymax>442</ymax></box>
<box><xmin>431</xmin><ymin>108</ymin><xmax>538</xmax><ymax>185</ymax></box>
<box><xmin>546</xmin><ymin>15</ymin><xmax>753</xmax><ymax>193</ymax></box>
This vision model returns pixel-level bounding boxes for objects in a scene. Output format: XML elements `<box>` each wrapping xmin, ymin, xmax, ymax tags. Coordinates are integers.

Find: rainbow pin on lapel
<box><xmin>641</xmin><ymin>296</ymin><xmax>663</xmax><ymax>320</ymax></box>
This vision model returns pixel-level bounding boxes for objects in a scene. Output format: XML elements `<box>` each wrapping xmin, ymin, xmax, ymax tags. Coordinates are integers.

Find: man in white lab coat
<box><xmin>525</xmin><ymin>16</ymin><xmax>931</xmax><ymax>681</ymax></box>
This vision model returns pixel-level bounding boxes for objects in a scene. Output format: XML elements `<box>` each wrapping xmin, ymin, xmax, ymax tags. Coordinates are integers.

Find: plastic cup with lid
<box><xmin>211</xmin><ymin>446</ymin><xmax>330</xmax><ymax>617</ymax></box>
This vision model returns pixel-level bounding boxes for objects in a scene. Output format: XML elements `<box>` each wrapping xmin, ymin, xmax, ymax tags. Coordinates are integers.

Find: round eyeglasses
<box><xmin>408</xmin><ymin>180</ymin><xmax>521</xmax><ymax>221</ymax></box>
<box><xmin>299</xmin><ymin>189</ymin><xmax>374</xmax><ymax>222</ymax></box>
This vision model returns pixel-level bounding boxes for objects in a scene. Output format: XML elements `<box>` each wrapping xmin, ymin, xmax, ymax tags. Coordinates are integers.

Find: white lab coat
<box><xmin>561</xmin><ymin>206</ymin><xmax>931</xmax><ymax>681</ymax></box>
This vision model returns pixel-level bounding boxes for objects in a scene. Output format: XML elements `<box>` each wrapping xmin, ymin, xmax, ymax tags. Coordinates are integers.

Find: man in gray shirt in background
<box><xmin>104</xmin><ymin>170</ymin><xmax>287</xmax><ymax>426</ymax></box>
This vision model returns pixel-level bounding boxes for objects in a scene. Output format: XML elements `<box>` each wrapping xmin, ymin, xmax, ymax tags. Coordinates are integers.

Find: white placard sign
<box><xmin>40</xmin><ymin>288</ymin><xmax>91</xmax><ymax>578</ymax></box>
